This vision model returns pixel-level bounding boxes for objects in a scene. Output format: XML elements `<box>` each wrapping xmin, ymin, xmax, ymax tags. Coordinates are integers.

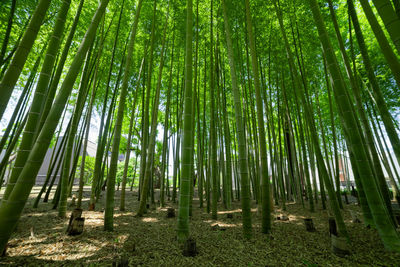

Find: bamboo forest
<box><xmin>1</xmin><ymin>0</ymin><xmax>400</xmax><ymax>265</ymax></box>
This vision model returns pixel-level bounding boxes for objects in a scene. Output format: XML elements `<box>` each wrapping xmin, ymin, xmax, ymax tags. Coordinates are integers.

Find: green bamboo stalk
<box><xmin>33</xmin><ymin>108</ymin><xmax>69</xmax><ymax>208</ymax></box>
<box><xmin>347</xmin><ymin>0</ymin><xmax>397</xmax><ymax>223</ymax></box>
<box><xmin>137</xmin><ymin>3</ymin><xmax>169</xmax><ymax>216</ymax></box>
<box><xmin>104</xmin><ymin>0</ymin><xmax>143</xmax><ymax>231</ymax></box>
<box><xmin>348</xmin><ymin>0</ymin><xmax>400</xmax><ymax>173</ymax></box>
<box><xmin>276</xmin><ymin>88</ymin><xmax>287</xmax><ymax>209</ymax></box>
<box><xmin>120</xmin><ymin>55</ymin><xmax>144</xmax><ymax>211</ymax></box>
<box><xmin>359</xmin><ymin>0</ymin><xmax>400</xmax><ymax>88</ymax></box>
<box><xmin>77</xmin><ymin>94</ymin><xmax>94</xmax><ymax>209</ymax></box>
<box><xmin>38</xmin><ymin>0</ymin><xmax>85</xmax><ymax>131</ymax></box>
<box><xmin>371</xmin><ymin>0</ymin><xmax>400</xmax><ymax>54</ymax></box>
<box><xmin>221</xmin><ymin>0</ymin><xmax>252</xmax><ymax>238</ymax></box>
<box><xmin>89</xmin><ymin>32</ymin><xmax>126</xmax><ymax>210</ymax></box>
<box><xmin>177</xmin><ymin>0</ymin><xmax>194</xmax><ymax>243</ymax></box>
<box><xmin>161</xmin><ymin>30</ymin><xmax>175</xmax><ymax>207</ymax></box>
<box><xmin>245</xmin><ymin>0</ymin><xmax>271</xmax><ymax>233</ymax></box>
<box><xmin>0</xmin><ymin>0</ymin><xmax>110</xmax><ymax>253</ymax></box>
<box><xmin>58</xmin><ymin>42</ymin><xmax>94</xmax><ymax>217</ymax></box>
<box><xmin>0</xmin><ymin>0</ymin><xmax>52</xmax><ymax>120</ymax></box>
<box><xmin>137</xmin><ymin>0</ymin><xmax>157</xmax><ymax>206</ymax></box>
<box><xmin>136</xmin><ymin>0</ymin><xmax>157</xmax><ymax>215</ymax></box>
<box><xmin>194</xmin><ymin>0</ymin><xmax>204</xmax><ymax>210</ymax></box>
<box><xmin>368</xmin><ymin>104</ymin><xmax>400</xmax><ymax>204</ymax></box>
<box><xmin>0</xmin><ymin>0</ymin><xmax>16</xmax><ymax>67</ymax></box>
<box><xmin>210</xmin><ymin>0</ymin><xmax>218</xmax><ymax>220</ymax></box>
<box><xmin>0</xmin><ymin>50</ymin><xmax>41</xmax><ymax>153</ymax></box>
<box><xmin>273</xmin><ymin>0</ymin><xmax>347</xmax><ymax>237</ymax></box>
<box><xmin>309</xmin><ymin>0</ymin><xmax>399</xmax><ymax>250</ymax></box>
<box><xmin>327</xmin><ymin>0</ymin><xmax>379</xmax><ymax>216</ymax></box>
<box><xmin>2</xmin><ymin>0</ymin><xmax>71</xmax><ymax>202</ymax></box>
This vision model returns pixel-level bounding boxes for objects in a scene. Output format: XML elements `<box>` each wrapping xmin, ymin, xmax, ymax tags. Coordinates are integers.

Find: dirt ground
<box><xmin>0</xmin><ymin>187</ymin><xmax>399</xmax><ymax>266</ymax></box>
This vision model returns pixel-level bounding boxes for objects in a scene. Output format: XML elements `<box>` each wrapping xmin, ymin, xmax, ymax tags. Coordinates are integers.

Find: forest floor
<box><xmin>0</xmin><ymin>186</ymin><xmax>400</xmax><ymax>266</ymax></box>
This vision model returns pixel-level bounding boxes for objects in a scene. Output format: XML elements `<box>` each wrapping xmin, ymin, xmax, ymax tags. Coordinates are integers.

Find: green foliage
<box><xmin>76</xmin><ymin>155</ymin><xmax>96</xmax><ymax>185</ymax></box>
<box><xmin>116</xmin><ymin>157</ymin><xmax>138</xmax><ymax>186</ymax></box>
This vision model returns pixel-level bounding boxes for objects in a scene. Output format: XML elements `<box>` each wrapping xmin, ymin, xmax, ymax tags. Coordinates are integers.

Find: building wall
<box><xmin>1</xmin><ymin>136</ymin><xmax>97</xmax><ymax>186</ymax></box>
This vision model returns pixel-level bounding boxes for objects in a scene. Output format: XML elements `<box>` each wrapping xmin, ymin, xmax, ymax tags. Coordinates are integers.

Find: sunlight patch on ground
<box><xmin>273</xmin><ymin>213</ymin><xmax>303</xmax><ymax>222</ymax></box>
<box><xmin>8</xmin><ymin>236</ymin><xmax>103</xmax><ymax>261</ymax></box>
<box><xmin>84</xmin><ymin>213</ymin><xmax>104</xmax><ymax>226</ymax></box>
<box><xmin>142</xmin><ymin>217</ymin><xmax>159</xmax><ymax>223</ymax></box>
<box><xmin>203</xmin><ymin>219</ymin><xmax>240</xmax><ymax>228</ymax></box>
<box><xmin>115</xmin><ymin>234</ymin><xmax>129</xmax><ymax>244</ymax></box>
<box><xmin>36</xmin><ymin>242</ymin><xmax>103</xmax><ymax>261</ymax></box>
<box><xmin>217</xmin><ymin>209</ymin><xmax>241</xmax><ymax>215</ymax></box>
<box><xmin>114</xmin><ymin>212</ymin><xmax>135</xmax><ymax>217</ymax></box>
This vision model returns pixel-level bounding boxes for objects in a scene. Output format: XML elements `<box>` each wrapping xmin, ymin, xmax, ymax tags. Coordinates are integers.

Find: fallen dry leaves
<box><xmin>0</xmin><ymin>188</ymin><xmax>399</xmax><ymax>266</ymax></box>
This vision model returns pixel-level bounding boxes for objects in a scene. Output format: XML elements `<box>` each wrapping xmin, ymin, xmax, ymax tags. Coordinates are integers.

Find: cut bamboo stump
<box><xmin>392</xmin><ymin>203</ymin><xmax>400</xmax><ymax>226</ymax></box>
<box><xmin>67</xmin><ymin>208</ymin><xmax>82</xmax><ymax>229</ymax></box>
<box><xmin>88</xmin><ymin>203</ymin><xmax>95</xmax><ymax>211</ymax></box>
<box><xmin>30</xmin><ymin>227</ymin><xmax>35</xmax><ymax>239</ymax></box>
<box><xmin>329</xmin><ymin>217</ymin><xmax>337</xmax><ymax>237</ymax></box>
<box><xmin>304</xmin><ymin>218</ymin><xmax>316</xmax><ymax>232</ymax></box>
<box><xmin>211</xmin><ymin>224</ymin><xmax>227</xmax><ymax>231</ymax></box>
<box><xmin>351</xmin><ymin>186</ymin><xmax>358</xmax><ymax>199</ymax></box>
<box><xmin>226</xmin><ymin>213</ymin><xmax>233</xmax><ymax>219</ymax></box>
<box><xmin>70</xmin><ymin>218</ymin><xmax>85</xmax><ymax>236</ymax></box>
<box><xmin>350</xmin><ymin>210</ymin><xmax>361</xmax><ymax>223</ymax></box>
<box><xmin>124</xmin><ymin>242</ymin><xmax>136</xmax><ymax>252</ymax></box>
<box><xmin>67</xmin><ymin>208</ymin><xmax>85</xmax><ymax>236</ymax></box>
<box><xmin>1</xmin><ymin>243</ymin><xmax>7</xmax><ymax>257</ymax></box>
<box><xmin>331</xmin><ymin>235</ymin><xmax>350</xmax><ymax>257</ymax></box>
<box><xmin>70</xmin><ymin>194</ymin><xmax>76</xmax><ymax>207</ymax></box>
<box><xmin>113</xmin><ymin>257</ymin><xmax>129</xmax><ymax>267</ymax></box>
<box><xmin>395</xmin><ymin>215</ymin><xmax>400</xmax><ymax>226</ymax></box>
<box><xmin>183</xmin><ymin>237</ymin><xmax>198</xmax><ymax>257</ymax></box>
<box><xmin>211</xmin><ymin>224</ymin><xmax>220</xmax><ymax>230</ymax></box>
<box><xmin>276</xmin><ymin>215</ymin><xmax>289</xmax><ymax>221</ymax></box>
<box><xmin>329</xmin><ymin>217</ymin><xmax>350</xmax><ymax>257</ymax></box>
<box><xmin>343</xmin><ymin>191</ymin><xmax>349</xmax><ymax>204</ymax></box>
<box><xmin>166</xmin><ymin>208</ymin><xmax>175</xmax><ymax>218</ymax></box>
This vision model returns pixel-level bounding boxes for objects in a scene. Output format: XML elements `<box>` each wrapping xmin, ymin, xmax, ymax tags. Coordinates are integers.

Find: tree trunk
<box><xmin>104</xmin><ymin>0</ymin><xmax>143</xmax><ymax>231</ymax></box>
<box><xmin>0</xmin><ymin>0</ymin><xmax>52</xmax><ymax>120</ymax></box>
<box><xmin>221</xmin><ymin>0</ymin><xmax>252</xmax><ymax>239</ymax></box>
<box><xmin>245</xmin><ymin>0</ymin><xmax>271</xmax><ymax>233</ymax></box>
<box><xmin>309</xmin><ymin>0</ymin><xmax>399</xmax><ymax>250</ymax></box>
<box><xmin>0</xmin><ymin>0</ymin><xmax>110</xmax><ymax>253</ymax></box>
<box><xmin>177</xmin><ymin>0</ymin><xmax>194</xmax><ymax>243</ymax></box>
<box><xmin>2</xmin><ymin>0</ymin><xmax>71</xmax><ymax>202</ymax></box>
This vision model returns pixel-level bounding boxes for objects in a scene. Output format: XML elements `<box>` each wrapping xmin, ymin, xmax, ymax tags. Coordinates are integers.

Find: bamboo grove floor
<box><xmin>0</xmin><ymin>186</ymin><xmax>399</xmax><ymax>266</ymax></box>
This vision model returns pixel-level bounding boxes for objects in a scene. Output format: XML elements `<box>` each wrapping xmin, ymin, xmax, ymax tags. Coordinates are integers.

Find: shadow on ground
<box><xmin>1</xmin><ymin>188</ymin><xmax>399</xmax><ymax>266</ymax></box>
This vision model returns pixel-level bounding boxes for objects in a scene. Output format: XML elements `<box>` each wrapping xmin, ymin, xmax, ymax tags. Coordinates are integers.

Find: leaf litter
<box><xmin>0</xmin><ymin>188</ymin><xmax>399</xmax><ymax>266</ymax></box>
